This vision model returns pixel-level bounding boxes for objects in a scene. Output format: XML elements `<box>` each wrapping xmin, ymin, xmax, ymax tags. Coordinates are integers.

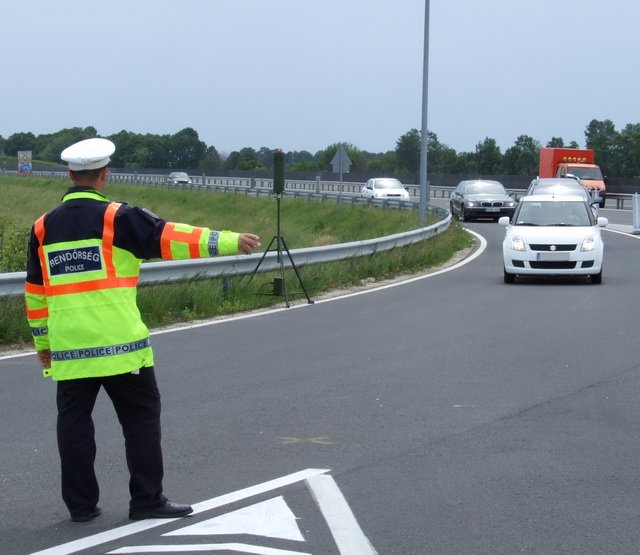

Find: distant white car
<box><xmin>361</xmin><ymin>178</ymin><xmax>410</xmax><ymax>200</ymax></box>
<box><xmin>499</xmin><ymin>194</ymin><xmax>608</xmax><ymax>284</ymax></box>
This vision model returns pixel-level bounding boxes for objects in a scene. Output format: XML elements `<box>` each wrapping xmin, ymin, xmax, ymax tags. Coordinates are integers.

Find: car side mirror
<box><xmin>498</xmin><ymin>216</ymin><xmax>510</xmax><ymax>226</ymax></box>
<box><xmin>597</xmin><ymin>217</ymin><xmax>608</xmax><ymax>227</ymax></box>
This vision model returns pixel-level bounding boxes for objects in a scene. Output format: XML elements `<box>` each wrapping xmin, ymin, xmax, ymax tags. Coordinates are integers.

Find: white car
<box><xmin>361</xmin><ymin>178</ymin><xmax>410</xmax><ymax>200</ymax></box>
<box><xmin>499</xmin><ymin>195</ymin><xmax>608</xmax><ymax>284</ymax></box>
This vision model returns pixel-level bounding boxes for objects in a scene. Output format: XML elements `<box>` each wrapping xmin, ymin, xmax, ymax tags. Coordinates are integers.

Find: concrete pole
<box><xmin>419</xmin><ymin>0</ymin><xmax>430</xmax><ymax>226</ymax></box>
<box><xmin>633</xmin><ymin>192</ymin><xmax>640</xmax><ymax>235</ymax></box>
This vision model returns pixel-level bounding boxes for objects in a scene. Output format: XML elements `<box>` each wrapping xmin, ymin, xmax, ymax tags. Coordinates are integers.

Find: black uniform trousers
<box><xmin>56</xmin><ymin>366</ymin><xmax>167</xmax><ymax>517</ymax></box>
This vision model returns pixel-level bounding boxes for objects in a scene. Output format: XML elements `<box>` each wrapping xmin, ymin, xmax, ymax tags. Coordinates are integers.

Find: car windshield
<box><xmin>374</xmin><ymin>179</ymin><xmax>403</xmax><ymax>189</ymax></box>
<box><xmin>465</xmin><ymin>182</ymin><xmax>505</xmax><ymax>194</ymax></box>
<box><xmin>172</xmin><ymin>172</ymin><xmax>189</xmax><ymax>178</ymax></box>
<box><xmin>515</xmin><ymin>201</ymin><xmax>592</xmax><ymax>227</ymax></box>
<box><xmin>566</xmin><ymin>166</ymin><xmax>603</xmax><ymax>180</ymax></box>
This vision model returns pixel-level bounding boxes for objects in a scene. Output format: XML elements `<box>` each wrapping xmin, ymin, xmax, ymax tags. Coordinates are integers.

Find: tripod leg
<box><xmin>280</xmin><ymin>236</ymin><xmax>314</xmax><ymax>304</ymax></box>
<box><xmin>247</xmin><ymin>236</ymin><xmax>278</xmax><ymax>283</ymax></box>
<box><xmin>276</xmin><ymin>236</ymin><xmax>290</xmax><ymax>308</ymax></box>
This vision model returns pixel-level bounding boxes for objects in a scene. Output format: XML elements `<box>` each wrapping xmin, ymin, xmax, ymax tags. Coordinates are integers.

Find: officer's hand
<box><xmin>37</xmin><ymin>349</ymin><xmax>51</xmax><ymax>370</ymax></box>
<box><xmin>238</xmin><ymin>233</ymin><xmax>261</xmax><ymax>254</ymax></box>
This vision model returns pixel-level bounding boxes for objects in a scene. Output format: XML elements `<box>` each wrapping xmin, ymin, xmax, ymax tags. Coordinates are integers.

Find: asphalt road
<box><xmin>3</xmin><ymin>206</ymin><xmax>640</xmax><ymax>554</ymax></box>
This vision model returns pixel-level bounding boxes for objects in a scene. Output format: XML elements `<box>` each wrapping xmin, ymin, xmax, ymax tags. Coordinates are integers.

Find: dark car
<box><xmin>450</xmin><ymin>180</ymin><xmax>517</xmax><ymax>221</ymax></box>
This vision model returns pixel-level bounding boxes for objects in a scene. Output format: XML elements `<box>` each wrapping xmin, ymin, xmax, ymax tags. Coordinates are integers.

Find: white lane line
<box><xmin>0</xmin><ymin>350</ymin><xmax>33</xmax><ymax>361</ymax></box>
<box><xmin>30</xmin><ymin>469</ymin><xmax>329</xmax><ymax>555</ymax></box>
<box><xmin>311</xmin><ymin>228</ymin><xmax>487</xmax><ymax>304</ymax></box>
<box><xmin>107</xmin><ymin>543</ymin><xmax>310</xmax><ymax>554</ymax></box>
<box><xmin>604</xmin><ymin>227</ymin><xmax>640</xmax><ymax>239</ymax></box>
<box><xmin>306</xmin><ymin>474</ymin><xmax>378</xmax><ymax>555</ymax></box>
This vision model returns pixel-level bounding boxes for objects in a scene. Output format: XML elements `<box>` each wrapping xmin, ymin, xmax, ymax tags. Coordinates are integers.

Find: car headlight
<box><xmin>506</xmin><ymin>201</ymin><xmax>516</xmax><ymax>207</ymax></box>
<box><xmin>581</xmin><ymin>235</ymin><xmax>596</xmax><ymax>252</ymax></box>
<box><xmin>465</xmin><ymin>201</ymin><xmax>476</xmax><ymax>207</ymax></box>
<box><xmin>510</xmin><ymin>235</ymin><xmax>526</xmax><ymax>252</ymax></box>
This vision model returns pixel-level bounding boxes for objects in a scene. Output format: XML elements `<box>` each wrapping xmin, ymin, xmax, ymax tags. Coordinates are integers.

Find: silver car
<box><xmin>527</xmin><ymin>177</ymin><xmax>593</xmax><ymax>202</ymax></box>
<box><xmin>527</xmin><ymin>178</ymin><xmax>600</xmax><ymax>214</ymax></box>
<box><xmin>166</xmin><ymin>172</ymin><xmax>192</xmax><ymax>185</ymax></box>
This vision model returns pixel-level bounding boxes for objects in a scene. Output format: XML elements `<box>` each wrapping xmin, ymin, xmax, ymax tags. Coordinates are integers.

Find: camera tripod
<box><xmin>248</xmin><ymin>193</ymin><xmax>313</xmax><ymax>308</ymax></box>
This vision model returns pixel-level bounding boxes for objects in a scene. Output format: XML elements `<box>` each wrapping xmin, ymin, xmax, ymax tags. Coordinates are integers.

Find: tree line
<box><xmin>1</xmin><ymin>118</ymin><xmax>639</xmax><ymax>178</ymax></box>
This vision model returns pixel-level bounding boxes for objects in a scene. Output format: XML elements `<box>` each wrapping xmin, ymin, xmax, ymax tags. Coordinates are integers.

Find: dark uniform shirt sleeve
<box><xmin>26</xmin><ymin>225</ymin><xmax>44</xmax><ymax>285</ymax></box>
<box><xmin>113</xmin><ymin>205</ymin><xmax>167</xmax><ymax>260</ymax></box>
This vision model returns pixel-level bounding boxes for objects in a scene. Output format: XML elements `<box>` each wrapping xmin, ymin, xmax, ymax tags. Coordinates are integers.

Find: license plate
<box><xmin>536</xmin><ymin>252</ymin><xmax>570</xmax><ymax>261</ymax></box>
<box><xmin>486</xmin><ymin>207</ymin><xmax>500</xmax><ymax>212</ymax></box>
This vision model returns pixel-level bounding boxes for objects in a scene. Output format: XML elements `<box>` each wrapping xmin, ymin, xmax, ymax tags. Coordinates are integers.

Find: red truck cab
<box><xmin>539</xmin><ymin>148</ymin><xmax>606</xmax><ymax>207</ymax></box>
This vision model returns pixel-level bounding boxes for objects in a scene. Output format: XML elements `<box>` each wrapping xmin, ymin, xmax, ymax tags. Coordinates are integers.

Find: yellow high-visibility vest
<box><xmin>25</xmin><ymin>189</ymin><xmax>239</xmax><ymax>380</ymax></box>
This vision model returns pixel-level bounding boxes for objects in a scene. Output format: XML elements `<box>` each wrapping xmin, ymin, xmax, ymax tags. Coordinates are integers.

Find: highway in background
<box><xmin>3</xmin><ymin>207</ymin><xmax>640</xmax><ymax>554</ymax></box>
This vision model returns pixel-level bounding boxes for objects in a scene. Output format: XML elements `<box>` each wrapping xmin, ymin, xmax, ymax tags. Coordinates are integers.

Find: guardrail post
<box><xmin>633</xmin><ymin>193</ymin><xmax>640</xmax><ymax>235</ymax></box>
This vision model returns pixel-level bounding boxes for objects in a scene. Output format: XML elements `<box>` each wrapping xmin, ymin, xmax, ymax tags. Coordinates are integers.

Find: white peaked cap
<box><xmin>61</xmin><ymin>138</ymin><xmax>116</xmax><ymax>171</ymax></box>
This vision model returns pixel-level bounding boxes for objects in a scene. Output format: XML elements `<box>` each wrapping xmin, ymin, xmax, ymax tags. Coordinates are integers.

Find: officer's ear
<box><xmin>94</xmin><ymin>166</ymin><xmax>109</xmax><ymax>191</ymax></box>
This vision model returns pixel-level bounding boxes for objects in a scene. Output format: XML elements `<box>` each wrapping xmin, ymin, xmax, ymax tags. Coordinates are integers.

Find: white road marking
<box><xmin>30</xmin><ymin>469</ymin><xmax>328</xmax><ymax>555</ymax></box>
<box><xmin>604</xmin><ymin>226</ymin><xmax>640</xmax><ymax>238</ymax></box>
<box><xmin>165</xmin><ymin>496</ymin><xmax>304</xmax><ymax>541</ymax></box>
<box><xmin>107</xmin><ymin>544</ymin><xmax>310</xmax><ymax>554</ymax></box>
<box><xmin>187</xmin><ymin>468</ymin><xmax>328</xmax><ymax>516</ymax></box>
<box><xmin>306</xmin><ymin>474</ymin><xmax>378</xmax><ymax>555</ymax></box>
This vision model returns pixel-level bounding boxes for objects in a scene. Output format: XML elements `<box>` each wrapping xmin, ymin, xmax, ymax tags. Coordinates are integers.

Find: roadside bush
<box><xmin>0</xmin><ymin>221</ymin><xmax>30</xmax><ymax>272</ymax></box>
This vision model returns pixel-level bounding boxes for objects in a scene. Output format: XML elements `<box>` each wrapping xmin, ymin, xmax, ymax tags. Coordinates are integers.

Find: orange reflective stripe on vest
<box><xmin>160</xmin><ymin>223</ymin><xmax>205</xmax><ymax>259</ymax></box>
<box><xmin>102</xmin><ymin>202</ymin><xmax>119</xmax><ymax>279</ymax></box>
<box><xmin>37</xmin><ymin>202</ymin><xmax>139</xmax><ymax>296</ymax></box>
<box><xmin>26</xmin><ymin>306</ymin><xmax>49</xmax><ymax>319</ymax></box>
<box><xmin>34</xmin><ymin>214</ymin><xmax>49</xmax><ymax>287</ymax></box>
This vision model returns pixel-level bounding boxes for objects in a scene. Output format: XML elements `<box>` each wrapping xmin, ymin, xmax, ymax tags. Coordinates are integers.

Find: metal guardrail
<box><xmin>4</xmin><ymin>170</ymin><xmax>638</xmax><ymax>207</ymax></box>
<box><xmin>2</xmin><ymin>169</ymin><xmax>431</xmax><ymax>208</ymax></box>
<box><xmin>0</xmin><ymin>208</ymin><xmax>451</xmax><ymax>298</ymax></box>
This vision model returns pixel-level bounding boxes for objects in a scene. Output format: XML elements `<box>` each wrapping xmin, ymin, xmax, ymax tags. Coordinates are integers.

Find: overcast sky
<box><xmin>3</xmin><ymin>0</ymin><xmax>639</xmax><ymax>156</ymax></box>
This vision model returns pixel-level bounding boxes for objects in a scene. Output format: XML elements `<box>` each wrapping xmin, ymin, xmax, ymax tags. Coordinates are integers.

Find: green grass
<box><xmin>0</xmin><ymin>176</ymin><xmax>474</xmax><ymax>348</ymax></box>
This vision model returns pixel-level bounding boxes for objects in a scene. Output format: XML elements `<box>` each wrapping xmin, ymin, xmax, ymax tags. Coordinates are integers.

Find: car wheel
<box><xmin>503</xmin><ymin>267</ymin><xmax>515</xmax><ymax>283</ymax></box>
<box><xmin>590</xmin><ymin>270</ymin><xmax>602</xmax><ymax>284</ymax></box>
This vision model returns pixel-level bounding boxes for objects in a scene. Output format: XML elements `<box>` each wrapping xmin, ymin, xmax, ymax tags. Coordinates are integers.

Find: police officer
<box><xmin>25</xmin><ymin>138</ymin><xmax>261</xmax><ymax>522</ymax></box>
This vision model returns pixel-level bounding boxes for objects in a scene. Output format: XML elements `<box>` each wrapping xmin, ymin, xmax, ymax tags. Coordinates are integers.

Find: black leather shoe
<box><xmin>129</xmin><ymin>501</ymin><xmax>193</xmax><ymax>520</ymax></box>
<box><xmin>71</xmin><ymin>506</ymin><xmax>102</xmax><ymax>522</ymax></box>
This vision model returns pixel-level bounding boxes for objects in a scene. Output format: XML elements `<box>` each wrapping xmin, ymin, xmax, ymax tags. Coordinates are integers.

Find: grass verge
<box><xmin>0</xmin><ymin>175</ymin><xmax>474</xmax><ymax>349</ymax></box>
